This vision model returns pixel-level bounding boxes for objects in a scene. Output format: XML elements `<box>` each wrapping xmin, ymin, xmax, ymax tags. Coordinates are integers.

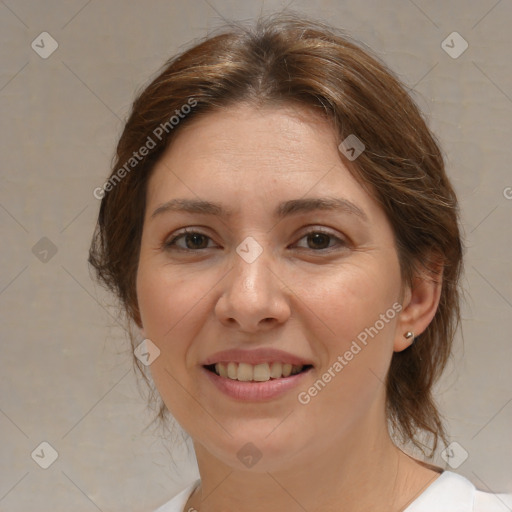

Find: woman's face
<box><xmin>136</xmin><ymin>103</ymin><xmax>409</xmax><ymax>472</ymax></box>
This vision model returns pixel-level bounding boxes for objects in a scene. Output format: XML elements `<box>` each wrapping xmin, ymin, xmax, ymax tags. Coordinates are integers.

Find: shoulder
<box><xmin>152</xmin><ymin>480</ymin><xmax>200</xmax><ymax>512</ymax></box>
<box><xmin>474</xmin><ymin>487</ymin><xmax>512</xmax><ymax>512</ymax></box>
<box><xmin>405</xmin><ymin>471</ymin><xmax>512</xmax><ymax>512</ymax></box>
<box><xmin>155</xmin><ymin>475</ymin><xmax>512</xmax><ymax>512</ymax></box>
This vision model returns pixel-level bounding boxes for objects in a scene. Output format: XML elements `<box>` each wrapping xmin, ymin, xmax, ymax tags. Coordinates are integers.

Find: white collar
<box><xmin>404</xmin><ymin>471</ymin><xmax>474</xmax><ymax>511</ymax></box>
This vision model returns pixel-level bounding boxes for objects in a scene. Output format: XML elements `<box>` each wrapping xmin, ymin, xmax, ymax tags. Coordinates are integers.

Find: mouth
<box><xmin>200</xmin><ymin>348</ymin><xmax>315</xmax><ymax>400</ymax></box>
<box><xmin>203</xmin><ymin>362</ymin><xmax>314</xmax><ymax>382</ymax></box>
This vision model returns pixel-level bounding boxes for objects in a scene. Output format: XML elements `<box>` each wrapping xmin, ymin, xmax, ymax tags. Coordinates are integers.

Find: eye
<box><xmin>163</xmin><ymin>229</ymin><xmax>217</xmax><ymax>251</ymax></box>
<box><xmin>293</xmin><ymin>229</ymin><xmax>347</xmax><ymax>251</ymax></box>
<box><xmin>163</xmin><ymin>228</ymin><xmax>347</xmax><ymax>253</ymax></box>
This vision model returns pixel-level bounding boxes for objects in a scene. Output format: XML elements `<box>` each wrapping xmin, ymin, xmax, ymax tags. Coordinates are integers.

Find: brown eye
<box><xmin>294</xmin><ymin>230</ymin><xmax>346</xmax><ymax>251</ymax></box>
<box><xmin>182</xmin><ymin>233</ymin><xmax>209</xmax><ymax>249</ymax></box>
<box><xmin>164</xmin><ymin>230</ymin><xmax>214</xmax><ymax>251</ymax></box>
<box><xmin>306</xmin><ymin>233</ymin><xmax>331</xmax><ymax>250</ymax></box>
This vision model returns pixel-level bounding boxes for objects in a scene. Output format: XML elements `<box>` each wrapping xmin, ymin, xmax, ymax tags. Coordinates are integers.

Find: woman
<box><xmin>89</xmin><ymin>14</ymin><xmax>510</xmax><ymax>512</ymax></box>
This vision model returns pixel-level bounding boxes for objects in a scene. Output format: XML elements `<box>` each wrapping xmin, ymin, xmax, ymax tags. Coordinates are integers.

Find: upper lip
<box><xmin>201</xmin><ymin>348</ymin><xmax>314</xmax><ymax>366</ymax></box>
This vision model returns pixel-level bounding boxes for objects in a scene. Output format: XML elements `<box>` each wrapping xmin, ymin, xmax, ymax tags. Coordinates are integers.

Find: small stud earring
<box><xmin>404</xmin><ymin>331</ymin><xmax>415</xmax><ymax>342</ymax></box>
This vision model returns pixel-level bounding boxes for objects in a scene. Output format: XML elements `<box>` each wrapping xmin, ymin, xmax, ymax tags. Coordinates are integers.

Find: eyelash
<box><xmin>162</xmin><ymin>228</ymin><xmax>348</xmax><ymax>253</ymax></box>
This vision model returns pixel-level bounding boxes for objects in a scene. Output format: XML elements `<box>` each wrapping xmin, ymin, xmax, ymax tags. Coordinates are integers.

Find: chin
<box><xmin>194</xmin><ymin>423</ymin><xmax>310</xmax><ymax>473</ymax></box>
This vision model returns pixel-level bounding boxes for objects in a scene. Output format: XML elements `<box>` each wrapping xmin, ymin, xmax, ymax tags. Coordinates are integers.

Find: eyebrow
<box><xmin>151</xmin><ymin>196</ymin><xmax>368</xmax><ymax>222</ymax></box>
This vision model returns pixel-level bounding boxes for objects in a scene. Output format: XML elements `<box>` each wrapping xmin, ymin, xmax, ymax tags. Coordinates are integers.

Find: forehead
<box><xmin>145</xmin><ymin>103</ymin><xmax>378</xmax><ymax>220</ymax></box>
<box><xmin>165</xmin><ymin>102</ymin><xmax>336</xmax><ymax>167</ymax></box>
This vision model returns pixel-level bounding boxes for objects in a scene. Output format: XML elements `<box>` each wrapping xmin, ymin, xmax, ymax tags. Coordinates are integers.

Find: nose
<box><xmin>214</xmin><ymin>245</ymin><xmax>291</xmax><ymax>333</ymax></box>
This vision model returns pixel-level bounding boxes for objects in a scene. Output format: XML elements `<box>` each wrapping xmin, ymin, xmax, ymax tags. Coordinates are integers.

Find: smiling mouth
<box><xmin>204</xmin><ymin>362</ymin><xmax>313</xmax><ymax>382</ymax></box>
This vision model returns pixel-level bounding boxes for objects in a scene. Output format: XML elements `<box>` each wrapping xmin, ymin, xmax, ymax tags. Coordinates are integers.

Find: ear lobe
<box><xmin>394</xmin><ymin>263</ymin><xmax>443</xmax><ymax>352</ymax></box>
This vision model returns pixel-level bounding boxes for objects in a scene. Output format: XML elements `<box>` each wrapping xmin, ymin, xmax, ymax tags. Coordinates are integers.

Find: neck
<box><xmin>185</xmin><ymin>402</ymin><xmax>440</xmax><ymax>512</ymax></box>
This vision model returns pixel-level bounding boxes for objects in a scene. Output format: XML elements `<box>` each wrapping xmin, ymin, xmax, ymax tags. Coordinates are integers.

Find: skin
<box><xmin>136</xmin><ymin>103</ymin><xmax>443</xmax><ymax>512</ymax></box>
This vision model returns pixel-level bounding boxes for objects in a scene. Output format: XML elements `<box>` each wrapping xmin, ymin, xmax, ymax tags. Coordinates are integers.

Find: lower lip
<box><xmin>201</xmin><ymin>366</ymin><xmax>312</xmax><ymax>401</ymax></box>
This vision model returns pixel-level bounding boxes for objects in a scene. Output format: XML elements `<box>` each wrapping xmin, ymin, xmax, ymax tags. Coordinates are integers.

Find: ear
<box><xmin>394</xmin><ymin>260</ymin><xmax>443</xmax><ymax>352</ymax></box>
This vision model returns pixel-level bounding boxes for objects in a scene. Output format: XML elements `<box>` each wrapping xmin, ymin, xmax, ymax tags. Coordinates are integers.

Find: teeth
<box><xmin>253</xmin><ymin>363</ymin><xmax>270</xmax><ymax>381</ymax></box>
<box><xmin>237</xmin><ymin>363</ymin><xmax>253</xmax><ymax>382</ymax></box>
<box><xmin>290</xmin><ymin>364</ymin><xmax>302</xmax><ymax>375</ymax></box>
<box><xmin>215</xmin><ymin>363</ymin><xmax>228</xmax><ymax>378</ymax></box>
<box><xmin>227</xmin><ymin>362</ymin><xmax>237</xmax><ymax>379</ymax></box>
<box><xmin>212</xmin><ymin>362</ymin><xmax>305</xmax><ymax>381</ymax></box>
<box><xmin>270</xmin><ymin>362</ymin><xmax>283</xmax><ymax>379</ymax></box>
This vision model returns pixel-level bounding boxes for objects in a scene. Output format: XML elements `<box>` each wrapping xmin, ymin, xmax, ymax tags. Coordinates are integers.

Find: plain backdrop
<box><xmin>1</xmin><ymin>1</ymin><xmax>511</xmax><ymax>510</ymax></box>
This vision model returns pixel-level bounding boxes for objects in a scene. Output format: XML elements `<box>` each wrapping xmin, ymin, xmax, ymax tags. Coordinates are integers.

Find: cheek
<box><xmin>137</xmin><ymin>268</ymin><xmax>180</xmax><ymax>337</ymax></box>
<box><xmin>135</xmin><ymin>263</ymin><xmax>191</xmax><ymax>389</ymax></box>
<box><xmin>136</xmin><ymin>264</ymin><xmax>203</xmax><ymax>418</ymax></box>
<box><xmin>136</xmin><ymin>260</ymin><xmax>220</xmax><ymax>383</ymax></box>
<box><xmin>296</xmin><ymin>256</ymin><xmax>401</xmax><ymax>345</ymax></box>
<box><xmin>293</xmin><ymin>258</ymin><xmax>401</xmax><ymax>411</ymax></box>
<box><xmin>136</xmin><ymin>261</ymin><xmax>204</xmax><ymax>341</ymax></box>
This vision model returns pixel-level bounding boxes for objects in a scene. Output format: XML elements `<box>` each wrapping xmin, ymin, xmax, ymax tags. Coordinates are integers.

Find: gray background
<box><xmin>1</xmin><ymin>0</ymin><xmax>511</xmax><ymax>510</ymax></box>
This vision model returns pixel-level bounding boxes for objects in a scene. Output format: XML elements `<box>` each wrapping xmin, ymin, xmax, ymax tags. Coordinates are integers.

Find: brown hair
<box><xmin>89</xmin><ymin>13</ymin><xmax>464</xmax><ymax>457</ymax></box>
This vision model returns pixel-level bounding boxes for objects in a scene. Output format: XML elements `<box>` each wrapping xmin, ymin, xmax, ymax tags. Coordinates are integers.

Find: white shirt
<box><xmin>153</xmin><ymin>471</ymin><xmax>512</xmax><ymax>512</ymax></box>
